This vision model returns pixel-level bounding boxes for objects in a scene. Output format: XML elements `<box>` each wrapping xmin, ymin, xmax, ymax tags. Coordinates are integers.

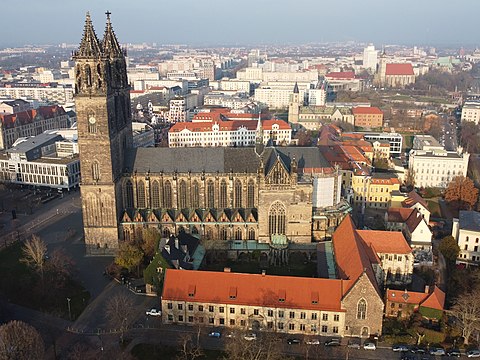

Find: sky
<box><xmin>2</xmin><ymin>0</ymin><xmax>479</xmax><ymax>47</ymax></box>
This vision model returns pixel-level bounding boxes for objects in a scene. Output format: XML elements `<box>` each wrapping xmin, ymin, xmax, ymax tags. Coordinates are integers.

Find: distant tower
<box><xmin>73</xmin><ymin>12</ymin><xmax>133</xmax><ymax>255</ymax></box>
<box><xmin>288</xmin><ymin>82</ymin><xmax>300</xmax><ymax>125</ymax></box>
<box><xmin>255</xmin><ymin>112</ymin><xmax>265</xmax><ymax>156</ymax></box>
<box><xmin>374</xmin><ymin>48</ymin><xmax>387</xmax><ymax>87</ymax></box>
<box><xmin>362</xmin><ymin>44</ymin><xmax>378</xmax><ymax>73</ymax></box>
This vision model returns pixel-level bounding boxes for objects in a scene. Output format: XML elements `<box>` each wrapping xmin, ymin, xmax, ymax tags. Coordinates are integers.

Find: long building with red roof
<box><xmin>162</xmin><ymin>215</ymin><xmax>415</xmax><ymax>337</ymax></box>
<box><xmin>168</xmin><ymin>118</ymin><xmax>292</xmax><ymax>147</ymax></box>
<box><xmin>0</xmin><ymin>105</ymin><xmax>69</xmax><ymax>150</ymax></box>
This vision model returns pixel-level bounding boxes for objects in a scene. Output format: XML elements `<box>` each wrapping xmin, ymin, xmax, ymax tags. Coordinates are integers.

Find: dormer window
<box><xmin>188</xmin><ymin>284</ymin><xmax>195</xmax><ymax>298</ymax></box>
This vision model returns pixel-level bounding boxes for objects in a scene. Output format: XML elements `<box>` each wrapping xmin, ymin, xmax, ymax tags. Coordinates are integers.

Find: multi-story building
<box><xmin>162</xmin><ymin>215</ymin><xmax>387</xmax><ymax>338</ymax></box>
<box><xmin>0</xmin><ymin>99</ymin><xmax>31</xmax><ymax>114</ymax></box>
<box><xmin>0</xmin><ymin>105</ymin><xmax>69</xmax><ymax>150</ymax></box>
<box><xmin>203</xmin><ymin>94</ymin><xmax>254</xmax><ymax>110</ymax></box>
<box><xmin>131</xmin><ymin>122</ymin><xmax>155</xmax><ymax>148</ymax></box>
<box><xmin>408</xmin><ymin>149</ymin><xmax>469</xmax><ymax>188</ymax></box>
<box><xmin>168</xmin><ymin>97</ymin><xmax>187</xmax><ymax>122</ymax></box>
<box><xmin>359</xmin><ymin>132</ymin><xmax>402</xmax><ymax>157</ymax></box>
<box><xmin>0</xmin><ymin>82</ymin><xmax>74</xmax><ymax>105</ymax></box>
<box><xmin>412</xmin><ymin>135</ymin><xmax>443</xmax><ymax>151</ymax></box>
<box><xmin>452</xmin><ymin>211</ymin><xmax>480</xmax><ymax>267</ymax></box>
<box><xmin>363</xmin><ymin>44</ymin><xmax>378</xmax><ymax>72</ymax></box>
<box><xmin>0</xmin><ymin>133</ymin><xmax>80</xmax><ymax>190</ymax></box>
<box><xmin>352</xmin><ymin>173</ymin><xmax>401</xmax><ymax>210</ymax></box>
<box><xmin>461</xmin><ymin>101</ymin><xmax>480</xmax><ymax>124</ymax></box>
<box><xmin>168</xmin><ymin>119</ymin><xmax>291</xmax><ymax>148</ymax></box>
<box><xmin>385</xmin><ymin>286</ymin><xmax>445</xmax><ymax>320</ymax></box>
<box><xmin>352</xmin><ymin>107</ymin><xmax>383</xmax><ymax>128</ymax></box>
<box><xmin>255</xmin><ymin>86</ymin><xmax>307</xmax><ymax>109</ymax></box>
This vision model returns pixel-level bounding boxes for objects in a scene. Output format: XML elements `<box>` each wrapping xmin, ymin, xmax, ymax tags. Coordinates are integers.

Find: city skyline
<box><xmin>1</xmin><ymin>0</ymin><xmax>479</xmax><ymax>47</ymax></box>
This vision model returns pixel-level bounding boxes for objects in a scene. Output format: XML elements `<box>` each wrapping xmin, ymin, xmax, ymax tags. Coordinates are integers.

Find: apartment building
<box><xmin>352</xmin><ymin>107</ymin><xmax>384</xmax><ymax>128</ymax></box>
<box><xmin>452</xmin><ymin>211</ymin><xmax>480</xmax><ymax>267</ymax></box>
<box><xmin>0</xmin><ymin>83</ymin><xmax>74</xmax><ymax>105</ymax></box>
<box><xmin>461</xmin><ymin>101</ymin><xmax>480</xmax><ymax>124</ymax></box>
<box><xmin>352</xmin><ymin>173</ymin><xmax>401</xmax><ymax>209</ymax></box>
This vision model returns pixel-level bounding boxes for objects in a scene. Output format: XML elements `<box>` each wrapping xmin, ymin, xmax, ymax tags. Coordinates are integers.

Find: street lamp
<box><xmin>66</xmin><ymin>297</ymin><xmax>71</xmax><ymax>320</ymax></box>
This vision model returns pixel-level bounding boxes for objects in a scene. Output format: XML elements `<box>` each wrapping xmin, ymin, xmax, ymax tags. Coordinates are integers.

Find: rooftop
<box><xmin>458</xmin><ymin>210</ymin><xmax>480</xmax><ymax>232</ymax></box>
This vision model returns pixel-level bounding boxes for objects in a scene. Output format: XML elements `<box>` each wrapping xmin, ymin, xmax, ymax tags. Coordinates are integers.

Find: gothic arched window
<box><xmin>234</xmin><ymin>180</ymin><xmax>242</xmax><ymax>208</ymax></box>
<box><xmin>151</xmin><ymin>180</ymin><xmax>160</xmax><ymax>208</ymax></box>
<box><xmin>124</xmin><ymin>180</ymin><xmax>134</xmax><ymax>208</ymax></box>
<box><xmin>219</xmin><ymin>180</ymin><xmax>228</xmax><ymax>208</ymax></box>
<box><xmin>235</xmin><ymin>228</ymin><xmax>242</xmax><ymax>240</ymax></box>
<box><xmin>268</xmin><ymin>201</ymin><xmax>286</xmax><ymax>236</ymax></box>
<box><xmin>357</xmin><ymin>299</ymin><xmax>367</xmax><ymax>320</ymax></box>
<box><xmin>92</xmin><ymin>162</ymin><xmax>100</xmax><ymax>181</ymax></box>
<box><xmin>248</xmin><ymin>228</ymin><xmax>255</xmax><ymax>240</ymax></box>
<box><xmin>163</xmin><ymin>180</ymin><xmax>172</xmax><ymax>208</ymax></box>
<box><xmin>178</xmin><ymin>180</ymin><xmax>187</xmax><ymax>209</ymax></box>
<box><xmin>137</xmin><ymin>180</ymin><xmax>146</xmax><ymax>208</ymax></box>
<box><xmin>206</xmin><ymin>180</ymin><xmax>215</xmax><ymax>208</ymax></box>
<box><xmin>192</xmin><ymin>180</ymin><xmax>200</xmax><ymax>208</ymax></box>
<box><xmin>220</xmin><ymin>227</ymin><xmax>228</xmax><ymax>240</ymax></box>
<box><xmin>247</xmin><ymin>179</ymin><xmax>255</xmax><ymax>208</ymax></box>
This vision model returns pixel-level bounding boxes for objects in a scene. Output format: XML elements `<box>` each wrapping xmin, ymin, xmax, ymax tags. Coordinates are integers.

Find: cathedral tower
<box><xmin>74</xmin><ymin>12</ymin><xmax>133</xmax><ymax>255</ymax></box>
<box><xmin>288</xmin><ymin>82</ymin><xmax>300</xmax><ymax>125</ymax></box>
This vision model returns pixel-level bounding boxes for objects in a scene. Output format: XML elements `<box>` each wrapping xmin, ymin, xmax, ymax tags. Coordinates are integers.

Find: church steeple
<box><xmin>293</xmin><ymin>82</ymin><xmax>299</xmax><ymax>94</ymax></box>
<box><xmin>77</xmin><ymin>12</ymin><xmax>102</xmax><ymax>58</ymax></box>
<box><xmin>102</xmin><ymin>11</ymin><xmax>123</xmax><ymax>59</ymax></box>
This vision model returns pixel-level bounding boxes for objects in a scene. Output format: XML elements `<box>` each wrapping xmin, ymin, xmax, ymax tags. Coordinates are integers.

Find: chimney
<box><xmin>425</xmin><ymin>285</ymin><xmax>430</xmax><ymax>294</ymax></box>
<box><xmin>224</xmin><ymin>267</ymin><xmax>231</xmax><ymax>273</ymax></box>
<box><xmin>164</xmin><ymin>245</ymin><xmax>170</xmax><ymax>254</ymax></box>
<box><xmin>261</xmin><ymin>270</ymin><xmax>266</xmax><ymax>277</ymax></box>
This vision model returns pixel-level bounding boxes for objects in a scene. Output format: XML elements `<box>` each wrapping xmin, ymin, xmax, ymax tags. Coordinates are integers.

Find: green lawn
<box><xmin>426</xmin><ymin>199</ymin><xmax>442</xmax><ymax>218</ymax></box>
<box><xmin>131</xmin><ymin>344</ymin><xmax>225</xmax><ymax>360</ymax></box>
<box><xmin>0</xmin><ymin>242</ymin><xmax>90</xmax><ymax>319</ymax></box>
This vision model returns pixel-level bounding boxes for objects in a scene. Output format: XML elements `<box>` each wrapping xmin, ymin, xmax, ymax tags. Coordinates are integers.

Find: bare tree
<box><xmin>21</xmin><ymin>234</ymin><xmax>47</xmax><ymax>281</ymax></box>
<box><xmin>105</xmin><ymin>293</ymin><xmax>136</xmax><ymax>343</ymax></box>
<box><xmin>449</xmin><ymin>288</ymin><xmax>480</xmax><ymax>345</ymax></box>
<box><xmin>45</xmin><ymin>248</ymin><xmax>75</xmax><ymax>289</ymax></box>
<box><xmin>0</xmin><ymin>320</ymin><xmax>44</xmax><ymax>360</ymax></box>
<box><xmin>176</xmin><ymin>332</ymin><xmax>204</xmax><ymax>360</ymax></box>
<box><xmin>224</xmin><ymin>330</ymin><xmax>288</xmax><ymax>360</ymax></box>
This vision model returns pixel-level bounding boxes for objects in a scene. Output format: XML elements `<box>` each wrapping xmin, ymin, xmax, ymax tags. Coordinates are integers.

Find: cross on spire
<box><xmin>105</xmin><ymin>10</ymin><xmax>111</xmax><ymax>19</ymax></box>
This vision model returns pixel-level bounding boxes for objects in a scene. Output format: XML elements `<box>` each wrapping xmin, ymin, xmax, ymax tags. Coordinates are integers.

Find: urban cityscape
<box><xmin>1</xmin><ymin>3</ymin><xmax>480</xmax><ymax>360</ymax></box>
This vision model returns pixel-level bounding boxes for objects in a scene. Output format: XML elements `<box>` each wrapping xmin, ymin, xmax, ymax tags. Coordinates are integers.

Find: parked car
<box><xmin>468</xmin><ymin>349</ymin><xmax>480</xmax><ymax>358</ymax></box>
<box><xmin>145</xmin><ymin>308</ymin><xmax>161</xmax><ymax>316</ymax></box>
<box><xmin>324</xmin><ymin>338</ymin><xmax>341</xmax><ymax>346</ymax></box>
<box><xmin>446</xmin><ymin>348</ymin><xmax>462</xmax><ymax>357</ymax></box>
<box><xmin>363</xmin><ymin>342</ymin><xmax>376</xmax><ymax>350</ymax></box>
<box><xmin>244</xmin><ymin>333</ymin><xmax>257</xmax><ymax>341</ymax></box>
<box><xmin>410</xmin><ymin>345</ymin><xmax>427</xmax><ymax>354</ymax></box>
<box><xmin>208</xmin><ymin>331</ymin><xmax>221</xmax><ymax>338</ymax></box>
<box><xmin>287</xmin><ymin>338</ymin><xmax>300</xmax><ymax>345</ymax></box>
<box><xmin>392</xmin><ymin>343</ymin><xmax>410</xmax><ymax>352</ymax></box>
<box><xmin>305</xmin><ymin>339</ymin><xmax>320</xmax><ymax>345</ymax></box>
<box><xmin>429</xmin><ymin>346</ymin><xmax>445</xmax><ymax>356</ymax></box>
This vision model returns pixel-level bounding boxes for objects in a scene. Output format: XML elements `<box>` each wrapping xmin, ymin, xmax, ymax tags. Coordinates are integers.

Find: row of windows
<box><xmin>124</xmin><ymin>178</ymin><xmax>256</xmax><ymax>209</ymax></box>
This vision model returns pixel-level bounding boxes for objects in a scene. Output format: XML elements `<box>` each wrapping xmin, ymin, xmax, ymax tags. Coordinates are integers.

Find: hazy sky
<box><xmin>2</xmin><ymin>0</ymin><xmax>479</xmax><ymax>47</ymax></box>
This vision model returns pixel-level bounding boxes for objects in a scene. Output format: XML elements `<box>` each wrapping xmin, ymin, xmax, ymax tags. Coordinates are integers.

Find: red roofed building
<box><xmin>0</xmin><ymin>105</ymin><xmax>68</xmax><ymax>150</ymax></box>
<box><xmin>168</xmin><ymin>118</ymin><xmax>292</xmax><ymax>147</ymax></box>
<box><xmin>385</xmin><ymin>286</ymin><xmax>445</xmax><ymax>320</ymax></box>
<box><xmin>375</xmin><ymin>52</ymin><xmax>416</xmax><ymax>88</ymax></box>
<box><xmin>352</xmin><ymin>107</ymin><xmax>384</xmax><ymax>128</ymax></box>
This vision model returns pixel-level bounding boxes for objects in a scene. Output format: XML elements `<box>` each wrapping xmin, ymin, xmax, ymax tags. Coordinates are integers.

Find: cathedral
<box><xmin>74</xmin><ymin>13</ymin><xmax>350</xmax><ymax>255</ymax></box>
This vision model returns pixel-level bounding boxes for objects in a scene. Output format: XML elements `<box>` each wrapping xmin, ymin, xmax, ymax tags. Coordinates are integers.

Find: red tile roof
<box><xmin>162</xmin><ymin>269</ymin><xmax>346</xmax><ymax>312</ymax></box>
<box><xmin>387</xmin><ymin>207</ymin><xmax>424</xmax><ymax>233</ymax></box>
<box><xmin>325</xmin><ymin>71</ymin><xmax>355</xmax><ymax>80</ymax></box>
<box><xmin>352</xmin><ymin>107</ymin><xmax>383</xmax><ymax>115</ymax></box>
<box><xmin>169</xmin><ymin>119</ymin><xmax>290</xmax><ymax>133</ymax></box>
<box><xmin>0</xmin><ymin>105</ymin><xmax>65</xmax><ymax>129</ymax></box>
<box><xmin>387</xmin><ymin>286</ymin><xmax>445</xmax><ymax>311</ymax></box>
<box><xmin>356</xmin><ymin>230</ymin><xmax>412</xmax><ymax>254</ymax></box>
<box><xmin>402</xmin><ymin>190</ymin><xmax>428</xmax><ymax>209</ymax></box>
<box><xmin>385</xmin><ymin>63</ymin><xmax>414</xmax><ymax>76</ymax></box>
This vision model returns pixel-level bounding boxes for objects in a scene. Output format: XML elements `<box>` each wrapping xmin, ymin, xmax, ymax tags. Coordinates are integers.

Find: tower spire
<box><xmin>293</xmin><ymin>82</ymin><xmax>299</xmax><ymax>94</ymax></box>
<box><xmin>77</xmin><ymin>12</ymin><xmax>102</xmax><ymax>58</ymax></box>
<box><xmin>102</xmin><ymin>10</ymin><xmax>123</xmax><ymax>58</ymax></box>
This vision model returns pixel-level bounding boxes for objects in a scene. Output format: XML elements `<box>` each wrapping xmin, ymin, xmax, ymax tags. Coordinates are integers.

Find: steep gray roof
<box><xmin>459</xmin><ymin>211</ymin><xmax>480</xmax><ymax>232</ymax></box>
<box><xmin>125</xmin><ymin>146</ymin><xmax>331</xmax><ymax>175</ymax></box>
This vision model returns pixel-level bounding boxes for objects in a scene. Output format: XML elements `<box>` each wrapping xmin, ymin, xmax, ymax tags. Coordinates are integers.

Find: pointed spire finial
<box><xmin>76</xmin><ymin>11</ymin><xmax>101</xmax><ymax>58</ymax></box>
<box><xmin>103</xmin><ymin>11</ymin><xmax>123</xmax><ymax>58</ymax></box>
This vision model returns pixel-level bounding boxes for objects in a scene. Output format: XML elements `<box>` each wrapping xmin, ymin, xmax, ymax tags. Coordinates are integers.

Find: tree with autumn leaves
<box><xmin>444</xmin><ymin>176</ymin><xmax>479</xmax><ymax>210</ymax></box>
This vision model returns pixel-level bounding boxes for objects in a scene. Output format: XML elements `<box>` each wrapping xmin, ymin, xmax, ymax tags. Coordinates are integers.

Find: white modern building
<box><xmin>349</xmin><ymin>132</ymin><xmax>403</xmax><ymax>157</ymax></box>
<box><xmin>0</xmin><ymin>133</ymin><xmax>80</xmax><ymax>190</ymax></box>
<box><xmin>132</xmin><ymin>122</ymin><xmax>155</xmax><ymax>148</ymax></box>
<box><xmin>452</xmin><ymin>211</ymin><xmax>480</xmax><ymax>267</ymax></box>
<box><xmin>408</xmin><ymin>149</ymin><xmax>469</xmax><ymax>188</ymax></box>
<box><xmin>363</xmin><ymin>44</ymin><xmax>378</xmax><ymax>72</ymax></box>
<box><xmin>0</xmin><ymin>83</ymin><xmax>74</xmax><ymax>105</ymax></box>
<box><xmin>461</xmin><ymin>101</ymin><xmax>480</xmax><ymax>124</ymax></box>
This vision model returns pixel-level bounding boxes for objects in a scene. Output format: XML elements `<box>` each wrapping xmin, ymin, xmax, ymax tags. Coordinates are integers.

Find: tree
<box><xmin>404</xmin><ymin>168</ymin><xmax>416</xmax><ymax>190</ymax></box>
<box><xmin>449</xmin><ymin>288</ymin><xmax>480</xmax><ymax>345</ymax></box>
<box><xmin>105</xmin><ymin>293</ymin><xmax>136</xmax><ymax>343</ymax></box>
<box><xmin>176</xmin><ymin>332</ymin><xmax>204</xmax><ymax>360</ymax></box>
<box><xmin>438</xmin><ymin>235</ymin><xmax>460</xmax><ymax>265</ymax></box>
<box><xmin>445</xmin><ymin>176</ymin><xmax>479</xmax><ymax>210</ymax></box>
<box><xmin>45</xmin><ymin>248</ymin><xmax>75</xmax><ymax>289</ymax></box>
<box><xmin>141</xmin><ymin>228</ymin><xmax>161</xmax><ymax>258</ymax></box>
<box><xmin>223</xmin><ymin>331</ymin><xmax>289</xmax><ymax>360</ymax></box>
<box><xmin>115</xmin><ymin>243</ymin><xmax>144</xmax><ymax>274</ymax></box>
<box><xmin>0</xmin><ymin>320</ymin><xmax>44</xmax><ymax>360</ymax></box>
<box><xmin>21</xmin><ymin>234</ymin><xmax>47</xmax><ymax>281</ymax></box>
